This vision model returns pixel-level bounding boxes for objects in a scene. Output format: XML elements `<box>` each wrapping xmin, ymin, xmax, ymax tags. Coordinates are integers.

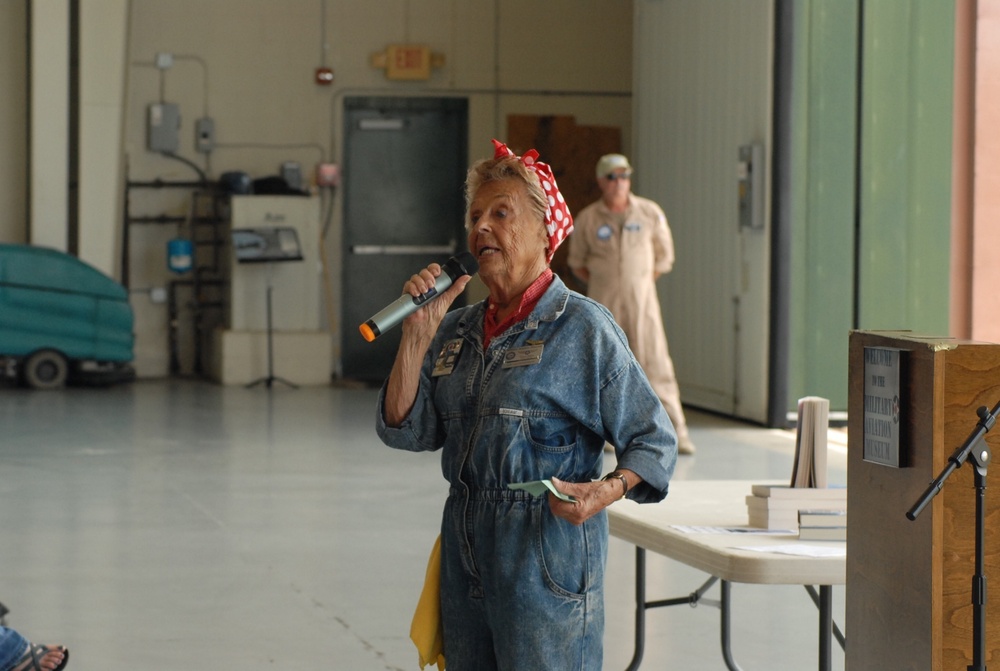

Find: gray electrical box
<box><xmin>147</xmin><ymin>102</ymin><xmax>180</xmax><ymax>153</ymax></box>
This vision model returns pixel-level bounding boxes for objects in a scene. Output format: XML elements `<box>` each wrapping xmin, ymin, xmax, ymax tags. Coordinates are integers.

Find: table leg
<box><xmin>624</xmin><ymin>548</ymin><xmax>716</xmax><ymax>670</ymax></box>
<box><xmin>818</xmin><ymin>585</ymin><xmax>832</xmax><ymax>671</ymax></box>
<box><xmin>625</xmin><ymin>547</ymin><xmax>647</xmax><ymax>671</ymax></box>
<box><xmin>628</xmin><ymin>550</ymin><xmax>841</xmax><ymax>671</ymax></box>
<box><xmin>723</xmin><ymin>582</ymin><xmax>841</xmax><ymax>671</ymax></box>
<box><xmin>720</xmin><ymin>580</ymin><xmax>746</xmax><ymax>671</ymax></box>
<box><xmin>623</xmin><ymin>552</ymin><xmax>842</xmax><ymax>671</ymax></box>
<box><xmin>805</xmin><ymin>585</ymin><xmax>846</xmax><ymax>650</ymax></box>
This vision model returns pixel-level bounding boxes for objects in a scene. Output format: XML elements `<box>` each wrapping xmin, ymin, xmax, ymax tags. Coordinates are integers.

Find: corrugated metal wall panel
<box><xmin>634</xmin><ymin>0</ymin><xmax>774</xmax><ymax>422</ymax></box>
<box><xmin>857</xmin><ymin>0</ymin><xmax>953</xmax><ymax>335</ymax></box>
<box><xmin>786</xmin><ymin>1</ymin><xmax>859</xmax><ymax>416</ymax></box>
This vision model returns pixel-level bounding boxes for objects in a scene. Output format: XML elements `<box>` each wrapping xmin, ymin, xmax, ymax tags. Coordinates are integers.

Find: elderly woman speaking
<box><xmin>377</xmin><ymin>140</ymin><xmax>677</xmax><ymax>670</ymax></box>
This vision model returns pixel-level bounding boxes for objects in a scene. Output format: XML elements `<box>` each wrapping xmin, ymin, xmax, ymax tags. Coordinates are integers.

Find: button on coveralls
<box><xmin>377</xmin><ymin>276</ymin><xmax>677</xmax><ymax>670</ymax></box>
<box><xmin>567</xmin><ymin>193</ymin><xmax>690</xmax><ymax>444</ymax></box>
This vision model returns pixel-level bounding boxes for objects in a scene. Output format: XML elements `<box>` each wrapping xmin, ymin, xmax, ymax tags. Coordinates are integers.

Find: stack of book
<box><xmin>791</xmin><ymin>396</ymin><xmax>830</xmax><ymax>488</ymax></box>
<box><xmin>746</xmin><ymin>484</ymin><xmax>847</xmax><ymax>530</ymax></box>
<box><xmin>798</xmin><ymin>510</ymin><xmax>847</xmax><ymax>541</ymax></box>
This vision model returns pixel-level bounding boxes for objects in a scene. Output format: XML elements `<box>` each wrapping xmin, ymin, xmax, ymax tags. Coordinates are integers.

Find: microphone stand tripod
<box><xmin>907</xmin><ymin>400</ymin><xmax>1000</xmax><ymax>671</ymax></box>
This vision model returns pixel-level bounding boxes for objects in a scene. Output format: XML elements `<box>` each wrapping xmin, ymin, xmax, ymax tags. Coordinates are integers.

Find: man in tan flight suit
<box><xmin>567</xmin><ymin>154</ymin><xmax>695</xmax><ymax>454</ymax></box>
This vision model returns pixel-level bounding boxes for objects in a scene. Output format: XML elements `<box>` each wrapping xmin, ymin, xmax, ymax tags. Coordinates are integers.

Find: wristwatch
<box><xmin>601</xmin><ymin>471</ymin><xmax>629</xmax><ymax>500</ymax></box>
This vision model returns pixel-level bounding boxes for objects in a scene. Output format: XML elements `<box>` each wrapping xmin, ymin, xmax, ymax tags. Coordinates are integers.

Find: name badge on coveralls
<box><xmin>502</xmin><ymin>342</ymin><xmax>544</xmax><ymax>368</ymax></box>
<box><xmin>432</xmin><ymin>339</ymin><xmax>463</xmax><ymax>377</ymax></box>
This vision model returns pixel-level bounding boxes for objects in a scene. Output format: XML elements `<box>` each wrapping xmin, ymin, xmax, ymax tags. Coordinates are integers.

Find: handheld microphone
<box><xmin>359</xmin><ymin>251</ymin><xmax>479</xmax><ymax>342</ymax></box>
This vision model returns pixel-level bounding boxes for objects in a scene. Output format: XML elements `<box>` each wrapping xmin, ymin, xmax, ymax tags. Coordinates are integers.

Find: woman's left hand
<box><xmin>547</xmin><ymin>476</ymin><xmax>622</xmax><ymax>526</ymax></box>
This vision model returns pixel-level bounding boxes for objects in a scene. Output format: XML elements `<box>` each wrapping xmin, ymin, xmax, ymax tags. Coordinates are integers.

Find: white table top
<box><xmin>608</xmin><ymin>480</ymin><xmax>846</xmax><ymax>585</ymax></box>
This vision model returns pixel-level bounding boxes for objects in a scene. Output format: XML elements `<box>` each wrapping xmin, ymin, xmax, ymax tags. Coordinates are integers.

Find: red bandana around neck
<box><xmin>482</xmin><ymin>268</ymin><xmax>554</xmax><ymax>349</ymax></box>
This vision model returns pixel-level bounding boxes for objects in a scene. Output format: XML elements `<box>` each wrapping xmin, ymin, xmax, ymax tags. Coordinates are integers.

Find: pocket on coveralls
<box><xmin>536</xmin><ymin>505</ymin><xmax>591</xmax><ymax>599</ymax></box>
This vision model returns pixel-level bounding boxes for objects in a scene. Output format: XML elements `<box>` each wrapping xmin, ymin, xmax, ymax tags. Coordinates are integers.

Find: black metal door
<box><xmin>341</xmin><ymin>96</ymin><xmax>468</xmax><ymax>382</ymax></box>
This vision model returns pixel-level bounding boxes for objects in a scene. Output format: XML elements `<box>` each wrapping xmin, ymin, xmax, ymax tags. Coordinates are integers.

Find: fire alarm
<box><xmin>315</xmin><ymin>67</ymin><xmax>334</xmax><ymax>85</ymax></box>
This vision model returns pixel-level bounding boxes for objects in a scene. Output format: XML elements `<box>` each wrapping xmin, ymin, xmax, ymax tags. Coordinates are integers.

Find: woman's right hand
<box><xmin>400</xmin><ymin>263</ymin><xmax>472</xmax><ymax>342</ymax></box>
<box><xmin>384</xmin><ymin>264</ymin><xmax>471</xmax><ymax>427</ymax></box>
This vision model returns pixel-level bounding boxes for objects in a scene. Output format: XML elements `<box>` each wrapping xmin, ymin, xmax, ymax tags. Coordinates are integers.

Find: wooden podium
<box><xmin>847</xmin><ymin>331</ymin><xmax>1000</xmax><ymax>669</ymax></box>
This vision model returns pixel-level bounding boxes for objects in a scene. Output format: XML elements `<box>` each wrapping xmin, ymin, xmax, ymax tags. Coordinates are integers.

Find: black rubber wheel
<box><xmin>22</xmin><ymin>350</ymin><xmax>69</xmax><ymax>389</ymax></box>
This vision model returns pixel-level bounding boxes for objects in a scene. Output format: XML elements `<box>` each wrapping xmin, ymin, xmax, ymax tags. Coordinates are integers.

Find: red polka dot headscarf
<box><xmin>491</xmin><ymin>139</ymin><xmax>574</xmax><ymax>262</ymax></box>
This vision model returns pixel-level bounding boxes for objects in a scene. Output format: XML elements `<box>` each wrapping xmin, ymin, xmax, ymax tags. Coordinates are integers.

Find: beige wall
<box><xmin>78</xmin><ymin>0</ymin><xmax>129</xmax><ymax>277</ymax></box>
<box><xmin>0</xmin><ymin>1</ymin><xmax>28</xmax><ymax>244</ymax></box>
<box><xmin>123</xmin><ymin>0</ymin><xmax>632</xmax><ymax>180</ymax></box>
<box><xmin>118</xmin><ymin>0</ymin><xmax>633</xmax><ymax>376</ymax></box>
<box><xmin>29</xmin><ymin>0</ymin><xmax>71</xmax><ymax>251</ymax></box>
<box><xmin>0</xmin><ymin>0</ymin><xmax>633</xmax><ymax>379</ymax></box>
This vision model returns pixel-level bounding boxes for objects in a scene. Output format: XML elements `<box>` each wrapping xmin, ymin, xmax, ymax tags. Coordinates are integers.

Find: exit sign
<box><xmin>387</xmin><ymin>45</ymin><xmax>431</xmax><ymax>80</ymax></box>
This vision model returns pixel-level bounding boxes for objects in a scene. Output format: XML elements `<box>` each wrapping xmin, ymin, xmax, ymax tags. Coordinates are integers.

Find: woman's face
<box><xmin>467</xmin><ymin>178</ymin><xmax>548</xmax><ymax>292</ymax></box>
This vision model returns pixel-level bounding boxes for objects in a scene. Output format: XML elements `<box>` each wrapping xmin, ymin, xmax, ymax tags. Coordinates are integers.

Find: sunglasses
<box><xmin>605</xmin><ymin>171</ymin><xmax>632</xmax><ymax>181</ymax></box>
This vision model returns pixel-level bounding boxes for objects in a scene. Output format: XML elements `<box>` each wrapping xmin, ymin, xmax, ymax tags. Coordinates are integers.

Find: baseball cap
<box><xmin>596</xmin><ymin>154</ymin><xmax>632</xmax><ymax>178</ymax></box>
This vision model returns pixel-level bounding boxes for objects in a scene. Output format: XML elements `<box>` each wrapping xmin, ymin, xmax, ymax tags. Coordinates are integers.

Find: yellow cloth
<box><xmin>410</xmin><ymin>534</ymin><xmax>446</xmax><ymax>670</ymax></box>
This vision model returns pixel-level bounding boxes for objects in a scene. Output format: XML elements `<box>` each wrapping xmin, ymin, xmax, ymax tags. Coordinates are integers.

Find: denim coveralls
<box><xmin>0</xmin><ymin>627</ymin><xmax>29</xmax><ymax>670</ymax></box>
<box><xmin>377</xmin><ymin>275</ymin><xmax>677</xmax><ymax>671</ymax></box>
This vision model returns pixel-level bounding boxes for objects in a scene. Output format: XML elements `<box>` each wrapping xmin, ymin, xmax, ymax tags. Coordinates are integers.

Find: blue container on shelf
<box><xmin>167</xmin><ymin>238</ymin><xmax>193</xmax><ymax>274</ymax></box>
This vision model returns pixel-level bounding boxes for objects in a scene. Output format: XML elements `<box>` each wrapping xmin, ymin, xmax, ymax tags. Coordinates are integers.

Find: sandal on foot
<box><xmin>11</xmin><ymin>643</ymin><xmax>69</xmax><ymax>671</ymax></box>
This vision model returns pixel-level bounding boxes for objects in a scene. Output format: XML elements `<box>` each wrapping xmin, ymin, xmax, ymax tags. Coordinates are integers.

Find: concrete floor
<box><xmin>0</xmin><ymin>379</ymin><xmax>847</xmax><ymax>670</ymax></box>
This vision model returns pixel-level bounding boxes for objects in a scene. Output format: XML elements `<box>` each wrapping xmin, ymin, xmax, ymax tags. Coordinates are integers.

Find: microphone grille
<box><xmin>452</xmin><ymin>250</ymin><xmax>479</xmax><ymax>276</ymax></box>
